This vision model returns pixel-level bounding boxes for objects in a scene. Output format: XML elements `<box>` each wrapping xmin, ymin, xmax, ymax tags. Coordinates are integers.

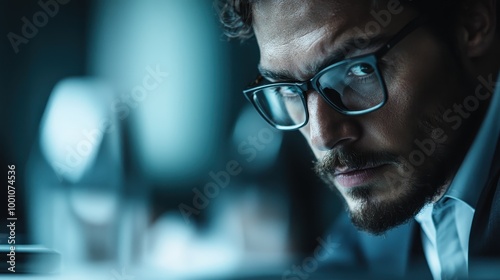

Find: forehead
<box><xmin>252</xmin><ymin>0</ymin><xmax>369</xmax><ymax>39</ymax></box>
<box><xmin>252</xmin><ymin>0</ymin><xmax>380</xmax><ymax>80</ymax></box>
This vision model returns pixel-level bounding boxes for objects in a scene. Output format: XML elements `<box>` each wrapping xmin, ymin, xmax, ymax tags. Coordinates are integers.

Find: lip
<box><xmin>334</xmin><ymin>164</ymin><xmax>388</xmax><ymax>188</ymax></box>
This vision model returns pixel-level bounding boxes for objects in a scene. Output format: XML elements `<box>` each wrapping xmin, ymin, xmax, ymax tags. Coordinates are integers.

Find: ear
<box><xmin>460</xmin><ymin>0</ymin><xmax>497</xmax><ymax>57</ymax></box>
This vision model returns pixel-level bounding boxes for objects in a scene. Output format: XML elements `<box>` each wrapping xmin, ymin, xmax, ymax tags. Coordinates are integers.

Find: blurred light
<box><xmin>68</xmin><ymin>187</ymin><xmax>119</xmax><ymax>225</ymax></box>
<box><xmin>39</xmin><ymin>78</ymin><xmax>115</xmax><ymax>183</ymax></box>
<box><xmin>145</xmin><ymin>213</ymin><xmax>243</xmax><ymax>278</ymax></box>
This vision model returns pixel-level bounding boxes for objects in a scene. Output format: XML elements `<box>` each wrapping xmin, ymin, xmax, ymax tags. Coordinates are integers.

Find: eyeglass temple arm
<box><xmin>376</xmin><ymin>15</ymin><xmax>429</xmax><ymax>58</ymax></box>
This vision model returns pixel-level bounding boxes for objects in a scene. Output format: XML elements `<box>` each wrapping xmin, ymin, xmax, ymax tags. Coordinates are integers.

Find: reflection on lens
<box><xmin>253</xmin><ymin>86</ymin><xmax>306</xmax><ymax>128</ymax></box>
<box><xmin>317</xmin><ymin>59</ymin><xmax>384</xmax><ymax>112</ymax></box>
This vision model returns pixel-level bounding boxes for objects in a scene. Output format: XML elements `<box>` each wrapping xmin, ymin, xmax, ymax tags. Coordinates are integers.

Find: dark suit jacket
<box><xmin>316</xmin><ymin>139</ymin><xmax>500</xmax><ymax>279</ymax></box>
<box><xmin>469</xmin><ymin>137</ymin><xmax>500</xmax><ymax>276</ymax></box>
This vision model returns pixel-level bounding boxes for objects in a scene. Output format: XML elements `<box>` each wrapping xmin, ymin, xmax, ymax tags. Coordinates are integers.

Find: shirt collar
<box><xmin>443</xmin><ymin>73</ymin><xmax>500</xmax><ymax>210</ymax></box>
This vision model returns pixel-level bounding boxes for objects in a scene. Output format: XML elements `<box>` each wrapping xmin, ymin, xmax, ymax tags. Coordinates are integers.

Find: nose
<box><xmin>306</xmin><ymin>91</ymin><xmax>361</xmax><ymax>151</ymax></box>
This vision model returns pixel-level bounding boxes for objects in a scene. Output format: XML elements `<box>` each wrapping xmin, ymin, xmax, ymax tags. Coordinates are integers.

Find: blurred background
<box><xmin>0</xmin><ymin>0</ymin><xmax>341</xmax><ymax>279</ymax></box>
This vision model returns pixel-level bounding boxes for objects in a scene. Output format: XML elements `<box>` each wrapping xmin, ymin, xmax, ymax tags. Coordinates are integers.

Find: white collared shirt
<box><xmin>415</xmin><ymin>74</ymin><xmax>500</xmax><ymax>280</ymax></box>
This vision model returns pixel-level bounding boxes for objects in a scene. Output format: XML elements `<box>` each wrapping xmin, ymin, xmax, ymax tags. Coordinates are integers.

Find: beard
<box><xmin>313</xmin><ymin>111</ymin><xmax>464</xmax><ymax>235</ymax></box>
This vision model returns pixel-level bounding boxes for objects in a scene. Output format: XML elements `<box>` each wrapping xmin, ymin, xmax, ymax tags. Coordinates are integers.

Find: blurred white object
<box><xmin>39</xmin><ymin>77</ymin><xmax>116</xmax><ymax>183</ymax></box>
<box><xmin>145</xmin><ymin>213</ymin><xmax>244</xmax><ymax>279</ymax></box>
<box><xmin>35</xmin><ymin>77</ymin><xmax>124</xmax><ymax>267</ymax></box>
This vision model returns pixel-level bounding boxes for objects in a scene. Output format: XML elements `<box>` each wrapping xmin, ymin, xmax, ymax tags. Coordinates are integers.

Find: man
<box><xmin>217</xmin><ymin>0</ymin><xmax>500</xmax><ymax>279</ymax></box>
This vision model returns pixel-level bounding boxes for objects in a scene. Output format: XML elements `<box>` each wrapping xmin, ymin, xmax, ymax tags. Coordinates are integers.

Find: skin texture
<box><xmin>252</xmin><ymin>0</ymin><xmax>499</xmax><ymax>234</ymax></box>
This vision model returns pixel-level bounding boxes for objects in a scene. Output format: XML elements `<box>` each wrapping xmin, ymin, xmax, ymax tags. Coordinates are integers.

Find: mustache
<box><xmin>313</xmin><ymin>149</ymin><xmax>400</xmax><ymax>177</ymax></box>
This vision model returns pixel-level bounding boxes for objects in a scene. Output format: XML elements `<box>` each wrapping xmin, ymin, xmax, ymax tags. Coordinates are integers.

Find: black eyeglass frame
<box><xmin>243</xmin><ymin>15</ymin><xmax>429</xmax><ymax>130</ymax></box>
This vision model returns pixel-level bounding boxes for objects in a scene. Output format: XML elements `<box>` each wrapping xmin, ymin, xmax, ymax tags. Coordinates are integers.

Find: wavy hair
<box><xmin>214</xmin><ymin>0</ymin><xmax>254</xmax><ymax>40</ymax></box>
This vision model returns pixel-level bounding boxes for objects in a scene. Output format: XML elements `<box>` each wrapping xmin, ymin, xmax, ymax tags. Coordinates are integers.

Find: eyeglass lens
<box><xmin>252</xmin><ymin>57</ymin><xmax>385</xmax><ymax>128</ymax></box>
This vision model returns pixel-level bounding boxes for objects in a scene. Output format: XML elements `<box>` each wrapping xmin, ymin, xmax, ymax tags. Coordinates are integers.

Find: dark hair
<box><xmin>214</xmin><ymin>0</ymin><xmax>255</xmax><ymax>40</ymax></box>
<box><xmin>215</xmin><ymin>0</ymin><xmax>499</xmax><ymax>40</ymax></box>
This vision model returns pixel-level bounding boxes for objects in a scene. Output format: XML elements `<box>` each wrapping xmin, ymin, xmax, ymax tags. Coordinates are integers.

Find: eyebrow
<box><xmin>258</xmin><ymin>35</ymin><xmax>390</xmax><ymax>83</ymax></box>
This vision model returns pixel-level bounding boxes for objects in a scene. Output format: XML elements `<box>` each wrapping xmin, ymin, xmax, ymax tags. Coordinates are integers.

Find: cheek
<box><xmin>299</xmin><ymin>124</ymin><xmax>325</xmax><ymax>159</ymax></box>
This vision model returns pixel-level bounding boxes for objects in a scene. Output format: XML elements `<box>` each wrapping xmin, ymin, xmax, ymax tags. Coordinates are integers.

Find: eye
<box><xmin>348</xmin><ymin>63</ymin><xmax>375</xmax><ymax>77</ymax></box>
<box><xmin>278</xmin><ymin>86</ymin><xmax>300</xmax><ymax>96</ymax></box>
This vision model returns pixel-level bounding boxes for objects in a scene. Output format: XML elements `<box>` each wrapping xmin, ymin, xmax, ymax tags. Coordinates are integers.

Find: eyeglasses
<box><xmin>243</xmin><ymin>16</ymin><xmax>428</xmax><ymax>130</ymax></box>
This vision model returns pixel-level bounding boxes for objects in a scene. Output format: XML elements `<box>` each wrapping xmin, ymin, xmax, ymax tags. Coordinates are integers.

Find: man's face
<box><xmin>252</xmin><ymin>0</ymin><xmax>474</xmax><ymax>234</ymax></box>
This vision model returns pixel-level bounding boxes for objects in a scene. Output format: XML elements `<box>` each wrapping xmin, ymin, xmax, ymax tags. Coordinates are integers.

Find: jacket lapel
<box><xmin>469</xmin><ymin>138</ymin><xmax>500</xmax><ymax>262</ymax></box>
